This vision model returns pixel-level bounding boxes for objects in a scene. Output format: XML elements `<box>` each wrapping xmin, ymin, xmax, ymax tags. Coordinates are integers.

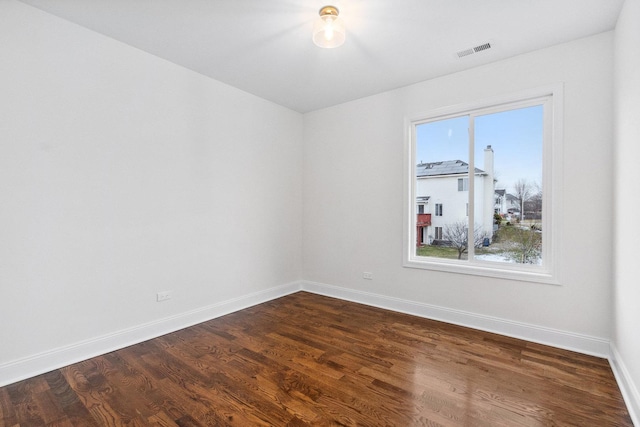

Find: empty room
<box><xmin>1</xmin><ymin>0</ymin><xmax>639</xmax><ymax>425</ymax></box>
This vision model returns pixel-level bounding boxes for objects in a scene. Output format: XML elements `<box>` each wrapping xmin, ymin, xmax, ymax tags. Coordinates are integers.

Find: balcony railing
<box><xmin>416</xmin><ymin>213</ymin><xmax>432</xmax><ymax>246</ymax></box>
<box><xmin>417</xmin><ymin>213</ymin><xmax>431</xmax><ymax>226</ymax></box>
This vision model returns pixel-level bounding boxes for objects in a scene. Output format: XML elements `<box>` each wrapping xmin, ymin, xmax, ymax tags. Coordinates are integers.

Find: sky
<box><xmin>416</xmin><ymin>104</ymin><xmax>543</xmax><ymax>193</ymax></box>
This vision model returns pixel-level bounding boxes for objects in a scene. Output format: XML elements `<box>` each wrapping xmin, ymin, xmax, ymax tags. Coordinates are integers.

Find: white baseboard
<box><xmin>0</xmin><ymin>282</ymin><xmax>300</xmax><ymax>388</ymax></box>
<box><xmin>0</xmin><ymin>280</ymin><xmax>614</xmax><ymax>391</ymax></box>
<box><xmin>300</xmin><ymin>280</ymin><xmax>611</xmax><ymax>358</ymax></box>
<box><xmin>610</xmin><ymin>343</ymin><xmax>640</xmax><ymax>426</ymax></box>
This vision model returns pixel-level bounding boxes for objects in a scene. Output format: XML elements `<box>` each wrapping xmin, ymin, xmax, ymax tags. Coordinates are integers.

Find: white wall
<box><xmin>613</xmin><ymin>0</ymin><xmax>640</xmax><ymax>422</ymax></box>
<box><xmin>303</xmin><ymin>32</ymin><xmax>614</xmax><ymax>349</ymax></box>
<box><xmin>0</xmin><ymin>0</ymin><xmax>303</xmax><ymax>383</ymax></box>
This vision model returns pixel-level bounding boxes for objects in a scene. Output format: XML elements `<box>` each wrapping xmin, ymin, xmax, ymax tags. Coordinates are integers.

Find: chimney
<box><xmin>484</xmin><ymin>145</ymin><xmax>494</xmax><ymax>179</ymax></box>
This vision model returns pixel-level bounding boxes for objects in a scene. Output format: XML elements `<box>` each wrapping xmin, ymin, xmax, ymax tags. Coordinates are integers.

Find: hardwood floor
<box><xmin>0</xmin><ymin>292</ymin><xmax>632</xmax><ymax>426</ymax></box>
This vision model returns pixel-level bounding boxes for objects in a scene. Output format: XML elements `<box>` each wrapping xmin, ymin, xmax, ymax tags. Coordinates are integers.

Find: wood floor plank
<box><xmin>0</xmin><ymin>292</ymin><xmax>633</xmax><ymax>426</ymax></box>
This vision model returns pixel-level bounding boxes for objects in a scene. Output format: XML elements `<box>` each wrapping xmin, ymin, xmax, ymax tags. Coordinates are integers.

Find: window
<box><xmin>435</xmin><ymin>227</ymin><xmax>443</xmax><ymax>240</ymax></box>
<box><xmin>418</xmin><ymin>204</ymin><xmax>425</xmax><ymax>214</ymax></box>
<box><xmin>405</xmin><ymin>86</ymin><xmax>562</xmax><ymax>284</ymax></box>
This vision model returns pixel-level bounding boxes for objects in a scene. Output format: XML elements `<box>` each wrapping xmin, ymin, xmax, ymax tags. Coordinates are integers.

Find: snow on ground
<box><xmin>475</xmin><ymin>253</ymin><xmax>515</xmax><ymax>263</ymax></box>
<box><xmin>475</xmin><ymin>253</ymin><xmax>542</xmax><ymax>265</ymax></box>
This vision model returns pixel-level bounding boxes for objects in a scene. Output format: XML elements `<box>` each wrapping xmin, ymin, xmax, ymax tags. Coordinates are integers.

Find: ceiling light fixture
<box><xmin>312</xmin><ymin>5</ymin><xmax>345</xmax><ymax>48</ymax></box>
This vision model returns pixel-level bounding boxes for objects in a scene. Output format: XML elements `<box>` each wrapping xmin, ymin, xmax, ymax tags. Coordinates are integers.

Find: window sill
<box><xmin>403</xmin><ymin>257</ymin><xmax>560</xmax><ymax>285</ymax></box>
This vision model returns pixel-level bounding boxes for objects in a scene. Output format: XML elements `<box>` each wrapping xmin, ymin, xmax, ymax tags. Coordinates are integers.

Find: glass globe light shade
<box><xmin>312</xmin><ymin>6</ymin><xmax>345</xmax><ymax>48</ymax></box>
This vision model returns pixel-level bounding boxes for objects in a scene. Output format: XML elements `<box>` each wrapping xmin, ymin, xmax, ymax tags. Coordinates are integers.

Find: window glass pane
<box><xmin>473</xmin><ymin>105</ymin><xmax>543</xmax><ymax>264</ymax></box>
<box><xmin>415</xmin><ymin>115</ymin><xmax>470</xmax><ymax>260</ymax></box>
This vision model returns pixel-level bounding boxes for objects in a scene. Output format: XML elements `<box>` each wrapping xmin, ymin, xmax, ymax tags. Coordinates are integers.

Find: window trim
<box><xmin>403</xmin><ymin>85</ymin><xmax>563</xmax><ymax>285</ymax></box>
<box><xmin>435</xmin><ymin>226</ymin><xmax>443</xmax><ymax>240</ymax></box>
<box><xmin>458</xmin><ymin>177</ymin><xmax>469</xmax><ymax>191</ymax></box>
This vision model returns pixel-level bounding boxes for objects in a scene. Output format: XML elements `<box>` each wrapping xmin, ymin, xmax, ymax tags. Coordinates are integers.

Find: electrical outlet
<box><xmin>363</xmin><ymin>272</ymin><xmax>373</xmax><ymax>280</ymax></box>
<box><xmin>157</xmin><ymin>291</ymin><xmax>172</xmax><ymax>302</ymax></box>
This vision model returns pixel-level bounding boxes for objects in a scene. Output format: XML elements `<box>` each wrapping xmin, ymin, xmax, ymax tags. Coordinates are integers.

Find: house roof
<box><xmin>416</xmin><ymin>160</ymin><xmax>485</xmax><ymax>178</ymax></box>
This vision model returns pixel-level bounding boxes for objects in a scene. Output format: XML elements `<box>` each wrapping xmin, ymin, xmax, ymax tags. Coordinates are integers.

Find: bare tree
<box><xmin>443</xmin><ymin>221</ymin><xmax>489</xmax><ymax>259</ymax></box>
<box><xmin>512</xmin><ymin>179</ymin><xmax>533</xmax><ymax>221</ymax></box>
<box><xmin>500</xmin><ymin>225</ymin><xmax>542</xmax><ymax>264</ymax></box>
<box><xmin>524</xmin><ymin>182</ymin><xmax>543</xmax><ymax>220</ymax></box>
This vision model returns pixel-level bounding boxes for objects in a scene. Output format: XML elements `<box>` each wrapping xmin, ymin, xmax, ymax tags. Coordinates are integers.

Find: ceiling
<box><xmin>18</xmin><ymin>0</ymin><xmax>624</xmax><ymax>113</ymax></box>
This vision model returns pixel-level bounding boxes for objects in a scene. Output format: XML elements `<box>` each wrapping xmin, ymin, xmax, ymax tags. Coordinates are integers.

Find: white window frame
<box><xmin>403</xmin><ymin>85</ymin><xmax>563</xmax><ymax>285</ymax></box>
<box><xmin>435</xmin><ymin>227</ymin><xmax>443</xmax><ymax>240</ymax></box>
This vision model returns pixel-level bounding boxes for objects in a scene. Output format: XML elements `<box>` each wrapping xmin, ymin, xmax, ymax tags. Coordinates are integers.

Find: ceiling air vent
<box><xmin>457</xmin><ymin>48</ymin><xmax>475</xmax><ymax>58</ymax></box>
<box><xmin>474</xmin><ymin>42</ymin><xmax>491</xmax><ymax>53</ymax></box>
<box><xmin>456</xmin><ymin>42</ymin><xmax>492</xmax><ymax>58</ymax></box>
